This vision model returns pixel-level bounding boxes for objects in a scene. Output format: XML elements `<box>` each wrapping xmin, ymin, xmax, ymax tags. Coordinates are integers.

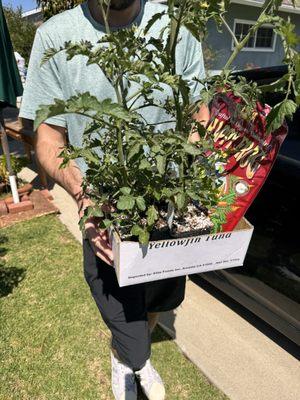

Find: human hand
<box><xmin>76</xmin><ymin>195</ymin><xmax>114</xmax><ymax>266</ymax></box>
<box><xmin>84</xmin><ymin>216</ymin><xmax>114</xmax><ymax>267</ymax></box>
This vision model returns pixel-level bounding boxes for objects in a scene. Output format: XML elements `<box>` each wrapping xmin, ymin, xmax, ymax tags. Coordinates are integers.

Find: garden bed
<box><xmin>0</xmin><ymin>189</ymin><xmax>59</xmax><ymax>228</ymax></box>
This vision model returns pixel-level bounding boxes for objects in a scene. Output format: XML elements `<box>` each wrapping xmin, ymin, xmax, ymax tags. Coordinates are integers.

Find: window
<box><xmin>232</xmin><ymin>19</ymin><xmax>277</xmax><ymax>52</ymax></box>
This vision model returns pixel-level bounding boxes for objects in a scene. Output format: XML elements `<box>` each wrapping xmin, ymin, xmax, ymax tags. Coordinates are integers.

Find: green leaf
<box><xmin>187</xmin><ymin>190</ymin><xmax>200</xmax><ymax>201</ymax></box>
<box><xmin>294</xmin><ymin>79</ymin><xmax>300</xmax><ymax>105</ymax></box>
<box><xmin>144</xmin><ymin>11</ymin><xmax>166</xmax><ymax>34</ymax></box>
<box><xmin>266</xmin><ymin>99</ymin><xmax>297</xmax><ymax>132</ymax></box>
<box><xmin>174</xmin><ymin>193</ymin><xmax>186</xmax><ymax>210</ymax></box>
<box><xmin>156</xmin><ymin>155</ymin><xmax>166</xmax><ymax>175</ymax></box>
<box><xmin>120</xmin><ymin>187</ymin><xmax>131</xmax><ymax>195</ymax></box>
<box><xmin>139</xmin><ymin>159</ymin><xmax>151</xmax><ymax>170</ymax></box>
<box><xmin>34</xmin><ymin>93</ymin><xmax>136</xmax><ymax>131</ymax></box>
<box><xmin>139</xmin><ymin>230</ymin><xmax>150</xmax><ymax>245</ymax></box>
<box><xmin>136</xmin><ymin>196</ymin><xmax>146</xmax><ymax>211</ymax></box>
<box><xmin>148</xmin><ymin>37</ymin><xmax>164</xmax><ymax>52</ymax></box>
<box><xmin>92</xmin><ymin>206</ymin><xmax>105</xmax><ymax>218</ymax></box>
<box><xmin>259</xmin><ymin>74</ymin><xmax>289</xmax><ymax>93</ymax></box>
<box><xmin>295</xmin><ymin>54</ymin><xmax>300</xmax><ymax>77</ymax></box>
<box><xmin>78</xmin><ymin>95</ymin><xmax>135</xmax><ymax>122</ymax></box>
<box><xmin>162</xmin><ymin>188</ymin><xmax>172</xmax><ymax>198</ymax></box>
<box><xmin>78</xmin><ymin>205</ymin><xmax>104</xmax><ymax>232</ymax></box>
<box><xmin>151</xmin><ymin>145</ymin><xmax>161</xmax><ymax>154</ymax></box>
<box><xmin>130</xmin><ymin>225</ymin><xmax>150</xmax><ymax>244</ymax></box>
<box><xmin>277</xmin><ymin>20</ymin><xmax>300</xmax><ymax>47</ymax></box>
<box><xmin>78</xmin><ymin>216</ymin><xmax>86</xmax><ymax>232</ymax></box>
<box><xmin>34</xmin><ymin>99</ymin><xmax>66</xmax><ymax>130</ymax></box>
<box><xmin>184</xmin><ymin>22</ymin><xmax>201</xmax><ymax>41</ymax></box>
<box><xmin>81</xmin><ymin>149</ymin><xmax>99</xmax><ymax>164</ymax></box>
<box><xmin>40</xmin><ymin>46</ymin><xmax>61</xmax><ymax>65</ymax></box>
<box><xmin>131</xmin><ymin>224</ymin><xmax>143</xmax><ymax>236</ymax></box>
<box><xmin>127</xmin><ymin>143</ymin><xmax>142</xmax><ymax>162</ymax></box>
<box><xmin>146</xmin><ymin>205</ymin><xmax>158</xmax><ymax>226</ymax></box>
<box><xmin>153</xmin><ymin>189</ymin><xmax>161</xmax><ymax>201</ymax></box>
<box><xmin>99</xmin><ymin>219</ymin><xmax>113</xmax><ymax>229</ymax></box>
<box><xmin>182</xmin><ymin>143</ymin><xmax>202</xmax><ymax>156</ymax></box>
<box><xmin>117</xmin><ymin>195</ymin><xmax>135</xmax><ymax>210</ymax></box>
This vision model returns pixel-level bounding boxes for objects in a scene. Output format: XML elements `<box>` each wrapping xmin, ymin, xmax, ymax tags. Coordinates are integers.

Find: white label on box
<box><xmin>112</xmin><ymin>218</ymin><xmax>254</xmax><ymax>287</ymax></box>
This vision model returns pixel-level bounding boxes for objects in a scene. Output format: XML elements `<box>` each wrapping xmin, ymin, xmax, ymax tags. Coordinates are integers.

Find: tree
<box><xmin>37</xmin><ymin>0</ymin><xmax>83</xmax><ymax>20</ymax></box>
<box><xmin>4</xmin><ymin>6</ymin><xmax>36</xmax><ymax>64</ymax></box>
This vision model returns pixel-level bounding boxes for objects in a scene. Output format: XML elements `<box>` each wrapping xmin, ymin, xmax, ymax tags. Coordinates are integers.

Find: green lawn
<box><xmin>0</xmin><ymin>215</ymin><xmax>228</xmax><ymax>400</ymax></box>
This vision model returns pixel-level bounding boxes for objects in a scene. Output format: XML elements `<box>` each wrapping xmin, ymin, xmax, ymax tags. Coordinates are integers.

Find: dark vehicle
<box><xmin>197</xmin><ymin>66</ymin><xmax>300</xmax><ymax>346</ymax></box>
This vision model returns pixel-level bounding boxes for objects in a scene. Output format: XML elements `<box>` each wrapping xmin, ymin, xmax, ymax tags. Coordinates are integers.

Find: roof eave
<box><xmin>22</xmin><ymin>7</ymin><xmax>42</xmax><ymax>18</ymax></box>
<box><xmin>231</xmin><ymin>0</ymin><xmax>300</xmax><ymax>14</ymax></box>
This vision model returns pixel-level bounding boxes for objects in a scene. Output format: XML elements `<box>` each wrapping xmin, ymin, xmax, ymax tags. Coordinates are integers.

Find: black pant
<box><xmin>83</xmin><ymin>238</ymin><xmax>186</xmax><ymax>370</ymax></box>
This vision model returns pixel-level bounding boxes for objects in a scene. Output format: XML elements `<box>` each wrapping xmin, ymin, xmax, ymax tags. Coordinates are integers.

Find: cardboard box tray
<box><xmin>110</xmin><ymin>218</ymin><xmax>254</xmax><ymax>287</ymax></box>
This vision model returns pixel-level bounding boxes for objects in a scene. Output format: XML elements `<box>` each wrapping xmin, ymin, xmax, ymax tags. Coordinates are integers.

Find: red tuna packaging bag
<box><xmin>206</xmin><ymin>92</ymin><xmax>288</xmax><ymax>232</ymax></box>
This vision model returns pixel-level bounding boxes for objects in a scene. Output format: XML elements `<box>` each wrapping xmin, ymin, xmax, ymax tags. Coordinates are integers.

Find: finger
<box><xmin>85</xmin><ymin>230</ymin><xmax>111</xmax><ymax>251</ymax></box>
<box><xmin>90</xmin><ymin>229</ymin><xmax>113</xmax><ymax>253</ymax></box>
<box><xmin>89</xmin><ymin>234</ymin><xmax>114</xmax><ymax>263</ymax></box>
<box><xmin>85</xmin><ymin>221</ymin><xmax>112</xmax><ymax>248</ymax></box>
<box><xmin>98</xmin><ymin>229</ymin><xmax>111</xmax><ymax>247</ymax></box>
<box><xmin>96</xmin><ymin>250</ymin><xmax>113</xmax><ymax>266</ymax></box>
<box><xmin>85</xmin><ymin>220</ymin><xmax>114</xmax><ymax>265</ymax></box>
<box><xmin>92</xmin><ymin>238</ymin><xmax>114</xmax><ymax>261</ymax></box>
<box><xmin>90</xmin><ymin>241</ymin><xmax>114</xmax><ymax>266</ymax></box>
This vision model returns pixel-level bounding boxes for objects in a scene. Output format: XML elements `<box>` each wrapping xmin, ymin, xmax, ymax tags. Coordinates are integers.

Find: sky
<box><xmin>3</xmin><ymin>0</ymin><xmax>37</xmax><ymax>12</ymax></box>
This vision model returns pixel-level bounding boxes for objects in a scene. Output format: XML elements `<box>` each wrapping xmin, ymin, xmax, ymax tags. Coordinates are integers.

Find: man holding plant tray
<box><xmin>20</xmin><ymin>0</ymin><xmax>209</xmax><ymax>399</ymax></box>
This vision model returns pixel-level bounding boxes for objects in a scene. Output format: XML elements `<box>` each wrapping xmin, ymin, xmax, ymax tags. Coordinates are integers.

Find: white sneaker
<box><xmin>111</xmin><ymin>351</ymin><xmax>137</xmax><ymax>400</ymax></box>
<box><xmin>135</xmin><ymin>360</ymin><xmax>166</xmax><ymax>400</ymax></box>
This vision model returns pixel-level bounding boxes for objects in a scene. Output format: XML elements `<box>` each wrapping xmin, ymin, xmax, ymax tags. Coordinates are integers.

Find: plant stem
<box><xmin>167</xmin><ymin>0</ymin><xmax>189</xmax><ymax>193</ymax></box>
<box><xmin>128</xmin><ymin>93</ymin><xmax>143</xmax><ymax>111</ymax></box>
<box><xmin>168</xmin><ymin>0</ymin><xmax>186</xmax><ymax>65</ymax></box>
<box><xmin>97</xmin><ymin>1</ymin><xmax>129</xmax><ymax>185</ymax></box>
<box><xmin>130</xmin><ymin>103</ymin><xmax>166</xmax><ymax>112</ymax></box>
<box><xmin>222</xmin><ymin>0</ymin><xmax>275</xmax><ymax>71</ymax></box>
<box><xmin>117</xmin><ymin>126</ymin><xmax>126</xmax><ymax>170</ymax></box>
<box><xmin>220</xmin><ymin>14</ymin><xmax>239</xmax><ymax>47</ymax></box>
<box><xmin>147</xmin><ymin>120</ymin><xmax>176</xmax><ymax>126</ymax></box>
<box><xmin>97</xmin><ymin>0</ymin><xmax>111</xmax><ymax>34</ymax></box>
<box><xmin>119</xmin><ymin>75</ymin><xmax>128</xmax><ymax>110</ymax></box>
<box><xmin>114</xmin><ymin>82</ymin><xmax>128</xmax><ymax>185</ymax></box>
<box><xmin>96</xmin><ymin>1</ymin><xmax>127</xmax><ymax>185</ymax></box>
<box><xmin>126</xmin><ymin>88</ymin><xmax>144</xmax><ymax>103</ymax></box>
<box><xmin>285</xmin><ymin>74</ymin><xmax>293</xmax><ymax>101</ymax></box>
<box><xmin>167</xmin><ymin>0</ymin><xmax>181</xmax><ymax>129</ymax></box>
<box><xmin>170</xmin><ymin>2</ymin><xmax>187</xmax><ymax>132</ymax></box>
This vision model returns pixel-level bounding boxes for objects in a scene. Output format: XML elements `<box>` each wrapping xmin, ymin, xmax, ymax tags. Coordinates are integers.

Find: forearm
<box><xmin>35</xmin><ymin>123</ymin><xmax>113</xmax><ymax>264</ymax></box>
<box><xmin>35</xmin><ymin>123</ymin><xmax>84</xmax><ymax>204</ymax></box>
<box><xmin>38</xmin><ymin>144</ymin><xmax>83</xmax><ymax>200</ymax></box>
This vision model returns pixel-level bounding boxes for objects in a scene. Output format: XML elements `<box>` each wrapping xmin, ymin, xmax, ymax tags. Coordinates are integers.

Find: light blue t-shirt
<box><xmin>20</xmin><ymin>0</ymin><xmax>205</xmax><ymax>175</ymax></box>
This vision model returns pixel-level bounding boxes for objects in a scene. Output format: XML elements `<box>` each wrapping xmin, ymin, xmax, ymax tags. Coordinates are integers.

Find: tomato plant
<box><xmin>35</xmin><ymin>0</ymin><xmax>299</xmax><ymax>243</ymax></box>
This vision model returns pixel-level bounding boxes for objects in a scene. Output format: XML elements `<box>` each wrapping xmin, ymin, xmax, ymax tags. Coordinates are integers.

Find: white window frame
<box><xmin>231</xmin><ymin>18</ymin><xmax>277</xmax><ymax>52</ymax></box>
